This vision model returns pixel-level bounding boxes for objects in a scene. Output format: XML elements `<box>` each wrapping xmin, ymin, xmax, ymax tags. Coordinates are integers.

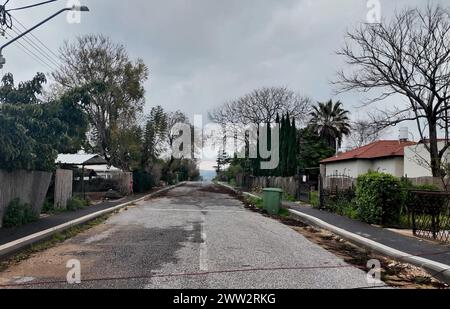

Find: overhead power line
<box><xmin>9</xmin><ymin>15</ymin><xmax>61</xmax><ymax>67</ymax></box>
<box><xmin>3</xmin><ymin>28</ymin><xmax>56</xmax><ymax>71</ymax></box>
<box><xmin>8</xmin><ymin>25</ymin><xmax>61</xmax><ymax>69</ymax></box>
<box><xmin>6</xmin><ymin>0</ymin><xmax>59</xmax><ymax>12</ymax></box>
<box><xmin>11</xmin><ymin>15</ymin><xmax>60</xmax><ymax>60</ymax></box>
<box><xmin>0</xmin><ymin>2</ymin><xmax>89</xmax><ymax>69</ymax></box>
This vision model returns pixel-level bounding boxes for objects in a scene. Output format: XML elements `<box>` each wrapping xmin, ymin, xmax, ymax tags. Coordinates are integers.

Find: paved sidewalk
<box><xmin>284</xmin><ymin>202</ymin><xmax>450</xmax><ymax>266</ymax></box>
<box><xmin>0</xmin><ymin>193</ymin><xmax>149</xmax><ymax>246</ymax></box>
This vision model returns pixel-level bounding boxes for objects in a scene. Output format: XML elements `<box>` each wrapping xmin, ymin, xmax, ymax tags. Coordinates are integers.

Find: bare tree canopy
<box><xmin>209</xmin><ymin>87</ymin><xmax>312</xmax><ymax>126</ymax></box>
<box><xmin>336</xmin><ymin>5</ymin><xmax>450</xmax><ymax>177</ymax></box>
<box><xmin>349</xmin><ymin>120</ymin><xmax>384</xmax><ymax>148</ymax></box>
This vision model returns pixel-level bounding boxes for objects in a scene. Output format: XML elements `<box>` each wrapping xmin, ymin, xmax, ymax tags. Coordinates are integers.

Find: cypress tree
<box><xmin>287</xmin><ymin>118</ymin><xmax>298</xmax><ymax>177</ymax></box>
<box><xmin>279</xmin><ymin>115</ymin><xmax>286</xmax><ymax>177</ymax></box>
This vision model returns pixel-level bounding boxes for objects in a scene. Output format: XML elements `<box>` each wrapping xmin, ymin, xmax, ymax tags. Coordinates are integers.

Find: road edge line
<box><xmin>0</xmin><ymin>182</ymin><xmax>186</xmax><ymax>258</ymax></box>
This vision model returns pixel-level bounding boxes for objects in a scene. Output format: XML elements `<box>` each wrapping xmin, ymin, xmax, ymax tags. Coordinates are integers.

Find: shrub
<box><xmin>246</xmin><ymin>196</ymin><xmax>263</xmax><ymax>209</ymax></box>
<box><xmin>356</xmin><ymin>172</ymin><xmax>403</xmax><ymax>226</ymax></box>
<box><xmin>326</xmin><ymin>189</ymin><xmax>358</xmax><ymax>219</ymax></box>
<box><xmin>66</xmin><ymin>197</ymin><xmax>89</xmax><ymax>212</ymax></box>
<box><xmin>104</xmin><ymin>189</ymin><xmax>123</xmax><ymax>200</ymax></box>
<box><xmin>310</xmin><ymin>191</ymin><xmax>319</xmax><ymax>208</ymax></box>
<box><xmin>3</xmin><ymin>198</ymin><xmax>38</xmax><ymax>228</ymax></box>
<box><xmin>283</xmin><ymin>193</ymin><xmax>296</xmax><ymax>202</ymax></box>
<box><xmin>42</xmin><ymin>198</ymin><xmax>55</xmax><ymax>214</ymax></box>
<box><xmin>133</xmin><ymin>170</ymin><xmax>155</xmax><ymax>193</ymax></box>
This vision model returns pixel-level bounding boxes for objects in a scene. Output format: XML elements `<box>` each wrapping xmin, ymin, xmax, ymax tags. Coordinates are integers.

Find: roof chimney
<box><xmin>399</xmin><ymin>127</ymin><xmax>409</xmax><ymax>142</ymax></box>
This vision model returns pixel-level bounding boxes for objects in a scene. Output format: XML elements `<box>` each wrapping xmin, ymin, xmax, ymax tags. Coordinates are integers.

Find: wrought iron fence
<box><xmin>318</xmin><ymin>175</ymin><xmax>356</xmax><ymax>211</ymax></box>
<box><xmin>407</xmin><ymin>191</ymin><xmax>450</xmax><ymax>244</ymax></box>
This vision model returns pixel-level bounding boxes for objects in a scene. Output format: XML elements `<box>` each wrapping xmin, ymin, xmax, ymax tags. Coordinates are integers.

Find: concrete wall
<box><xmin>54</xmin><ymin>169</ymin><xmax>73</xmax><ymax>210</ymax></box>
<box><xmin>112</xmin><ymin>172</ymin><xmax>133</xmax><ymax>196</ymax></box>
<box><xmin>404</xmin><ymin>142</ymin><xmax>450</xmax><ymax>178</ymax></box>
<box><xmin>372</xmin><ymin>157</ymin><xmax>404</xmax><ymax>177</ymax></box>
<box><xmin>0</xmin><ymin>170</ymin><xmax>52</xmax><ymax>228</ymax></box>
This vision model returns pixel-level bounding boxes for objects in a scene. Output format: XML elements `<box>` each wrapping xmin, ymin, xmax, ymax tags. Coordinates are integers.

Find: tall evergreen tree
<box><xmin>287</xmin><ymin>118</ymin><xmax>298</xmax><ymax>177</ymax></box>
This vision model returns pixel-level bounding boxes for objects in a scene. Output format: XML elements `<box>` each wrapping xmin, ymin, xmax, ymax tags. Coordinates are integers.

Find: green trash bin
<box><xmin>263</xmin><ymin>188</ymin><xmax>284</xmax><ymax>215</ymax></box>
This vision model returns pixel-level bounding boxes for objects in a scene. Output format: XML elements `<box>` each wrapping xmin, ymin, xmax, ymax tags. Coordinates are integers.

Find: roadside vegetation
<box><xmin>318</xmin><ymin>171</ymin><xmax>442</xmax><ymax>228</ymax></box>
<box><xmin>234</xmin><ymin>186</ymin><xmax>447</xmax><ymax>289</ymax></box>
<box><xmin>0</xmin><ymin>34</ymin><xmax>200</xmax><ymax>230</ymax></box>
<box><xmin>2</xmin><ymin>199</ymin><xmax>38</xmax><ymax>228</ymax></box>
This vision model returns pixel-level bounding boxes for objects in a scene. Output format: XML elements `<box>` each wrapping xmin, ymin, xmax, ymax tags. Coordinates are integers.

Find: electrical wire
<box><xmin>6</xmin><ymin>0</ymin><xmax>59</xmax><ymax>12</ymax></box>
<box><xmin>3</xmin><ymin>28</ymin><xmax>56</xmax><ymax>71</ymax></box>
<box><xmin>11</xmin><ymin>15</ymin><xmax>60</xmax><ymax>60</ymax></box>
<box><xmin>8</xmin><ymin>21</ymin><xmax>61</xmax><ymax>68</ymax></box>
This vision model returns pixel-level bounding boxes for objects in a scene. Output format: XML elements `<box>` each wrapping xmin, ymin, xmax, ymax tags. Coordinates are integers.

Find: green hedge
<box><xmin>66</xmin><ymin>197</ymin><xmax>89</xmax><ymax>212</ymax></box>
<box><xmin>133</xmin><ymin>170</ymin><xmax>155</xmax><ymax>193</ymax></box>
<box><xmin>3</xmin><ymin>198</ymin><xmax>38</xmax><ymax>228</ymax></box>
<box><xmin>356</xmin><ymin>172</ymin><xmax>404</xmax><ymax>225</ymax></box>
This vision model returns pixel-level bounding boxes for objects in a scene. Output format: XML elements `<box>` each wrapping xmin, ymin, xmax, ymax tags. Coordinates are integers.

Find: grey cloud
<box><xmin>2</xmin><ymin>0</ymin><xmax>447</xmax><ymax>127</ymax></box>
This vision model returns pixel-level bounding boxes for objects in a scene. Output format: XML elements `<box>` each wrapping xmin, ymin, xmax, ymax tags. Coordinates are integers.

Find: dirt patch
<box><xmin>198</xmin><ymin>184</ymin><xmax>236</xmax><ymax>196</ymax></box>
<box><xmin>290</xmin><ymin>225</ymin><xmax>449</xmax><ymax>289</ymax></box>
<box><xmin>0</xmin><ymin>214</ymin><xmax>112</xmax><ymax>274</ymax></box>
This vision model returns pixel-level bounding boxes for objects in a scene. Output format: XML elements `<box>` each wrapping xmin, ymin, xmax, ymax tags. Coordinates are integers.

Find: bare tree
<box><xmin>208</xmin><ymin>87</ymin><xmax>311</xmax><ymax>156</ymax></box>
<box><xmin>209</xmin><ymin>87</ymin><xmax>312</xmax><ymax>127</ymax></box>
<box><xmin>336</xmin><ymin>5</ymin><xmax>450</xmax><ymax>177</ymax></box>
<box><xmin>349</xmin><ymin>120</ymin><xmax>384</xmax><ymax>148</ymax></box>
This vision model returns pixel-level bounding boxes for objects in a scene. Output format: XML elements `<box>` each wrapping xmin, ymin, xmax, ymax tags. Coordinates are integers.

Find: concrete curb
<box><xmin>288</xmin><ymin>209</ymin><xmax>450</xmax><ymax>285</ymax></box>
<box><xmin>0</xmin><ymin>182</ymin><xmax>186</xmax><ymax>259</ymax></box>
<box><xmin>215</xmin><ymin>182</ymin><xmax>450</xmax><ymax>285</ymax></box>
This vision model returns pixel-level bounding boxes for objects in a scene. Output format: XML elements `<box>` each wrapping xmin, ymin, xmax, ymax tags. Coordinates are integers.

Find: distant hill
<box><xmin>200</xmin><ymin>170</ymin><xmax>217</xmax><ymax>181</ymax></box>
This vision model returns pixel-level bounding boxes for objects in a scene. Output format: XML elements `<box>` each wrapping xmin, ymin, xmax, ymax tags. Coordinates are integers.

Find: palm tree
<box><xmin>309</xmin><ymin>100</ymin><xmax>351</xmax><ymax>152</ymax></box>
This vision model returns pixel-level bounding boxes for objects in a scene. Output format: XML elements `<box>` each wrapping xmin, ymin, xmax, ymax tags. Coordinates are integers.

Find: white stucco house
<box><xmin>404</xmin><ymin>141</ymin><xmax>450</xmax><ymax>178</ymax></box>
<box><xmin>321</xmin><ymin>140</ymin><xmax>417</xmax><ymax>178</ymax></box>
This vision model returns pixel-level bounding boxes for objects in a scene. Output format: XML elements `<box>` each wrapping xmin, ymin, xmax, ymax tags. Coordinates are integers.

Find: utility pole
<box><xmin>0</xmin><ymin>5</ymin><xmax>90</xmax><ymax>69</ymax></box>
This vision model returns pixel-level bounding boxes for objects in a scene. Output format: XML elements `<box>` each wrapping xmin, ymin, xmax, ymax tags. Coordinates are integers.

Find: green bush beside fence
<box><xmin>356</xmin><ymin>172</ymin><xmax>404</xmax><ymax>226</ymax></box>
<box><xmin>3</xmin><ymin>198</ymin><xmax>38</xmax><ymax>228</ymax></box>
<box><xmin>317</xmin><ymin>172</ymin><xmax>443</xmax><ymax>227</ymax></box>
<box><xmin>66</xmin><ymin>197</ymin><xmax>89</xmax><ymax>212</ymax></box>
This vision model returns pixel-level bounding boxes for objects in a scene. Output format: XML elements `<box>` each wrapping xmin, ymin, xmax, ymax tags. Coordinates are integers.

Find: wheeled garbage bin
<box><xmin>263</xmin><ymin>188</ymin><xmax>284</xmax><ymax>215</ymax></box>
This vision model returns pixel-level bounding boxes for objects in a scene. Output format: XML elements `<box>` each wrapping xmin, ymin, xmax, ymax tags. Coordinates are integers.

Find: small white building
<box><xmin>56</xmin><ymin>154</ymin><xmax>122</xmax><ymax>180</ymax></box>
<box><xmin>321</xmin><ymin>140</ymin><xmax>416</xmax><ymax>178</ymax></box>
<box><xmin>404</xmin><ymin>141</ymin><xmax>450</xmax><ymax>178</ymax></box>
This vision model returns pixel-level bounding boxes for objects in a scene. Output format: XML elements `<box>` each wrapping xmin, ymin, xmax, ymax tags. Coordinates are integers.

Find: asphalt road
<box><xmin>0</xmin><ymin>183</ymin><xmax>376</xmax><ymax>289</ymax></box>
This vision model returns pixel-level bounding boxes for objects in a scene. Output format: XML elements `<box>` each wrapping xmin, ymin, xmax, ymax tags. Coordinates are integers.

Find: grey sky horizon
<box><xmin>1</xmin><ymin>0</ymin><xmax>446</xmax><ymax>169</ymax></box>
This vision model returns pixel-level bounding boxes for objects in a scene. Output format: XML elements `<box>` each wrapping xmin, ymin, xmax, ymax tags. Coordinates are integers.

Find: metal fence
<box><xmin>407</xmin><ymin>191</ymin><xmax>450</xmax><ymax>244</ymax></box>
<box><xmin>318</xmin><ymin>175</ymin><xmax>356</xmax><ymax>211</ymax></box>
<box><xmin>235</xmin><ymin>174</ymin><xmax>317</xmax><ymax>201</ymax></box>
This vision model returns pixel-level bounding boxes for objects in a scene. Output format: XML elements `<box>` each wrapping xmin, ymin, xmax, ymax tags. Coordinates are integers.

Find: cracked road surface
<box><xmin>0</xmin><ymin>183</ymin><xmax>376</xmax><ymax>289</ymax></box>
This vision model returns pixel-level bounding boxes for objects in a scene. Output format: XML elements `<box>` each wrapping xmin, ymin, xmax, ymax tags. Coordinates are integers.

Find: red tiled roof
<box><xmin>321</xmin><ymin>140</ymin><xmax>417</xmax><ymax>164</ymax></box>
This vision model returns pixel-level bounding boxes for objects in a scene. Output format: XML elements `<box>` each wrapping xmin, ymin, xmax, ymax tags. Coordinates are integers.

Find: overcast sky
<box><xmin>1</xmin><ymin>0</ymin><xmax>447</xmax><ymax>169</ymax></box>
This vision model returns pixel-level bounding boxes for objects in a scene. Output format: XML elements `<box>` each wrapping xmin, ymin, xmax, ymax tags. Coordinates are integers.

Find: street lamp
<box><xmin>0</xmin><ymin>5</ymin><xmax>90</xmax><ymax>68</ymax></box>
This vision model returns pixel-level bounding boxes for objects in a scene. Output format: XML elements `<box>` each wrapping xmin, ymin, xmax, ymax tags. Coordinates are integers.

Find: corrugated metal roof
<box><xmin>80</xmin><ymin>165</ymin><xmax>122</xmax><ymax>172</ymax></box>
<box><xmin>56</xmin><ymin>154</ymin><xmax>107</xmax><ymax>165</ymax></box>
